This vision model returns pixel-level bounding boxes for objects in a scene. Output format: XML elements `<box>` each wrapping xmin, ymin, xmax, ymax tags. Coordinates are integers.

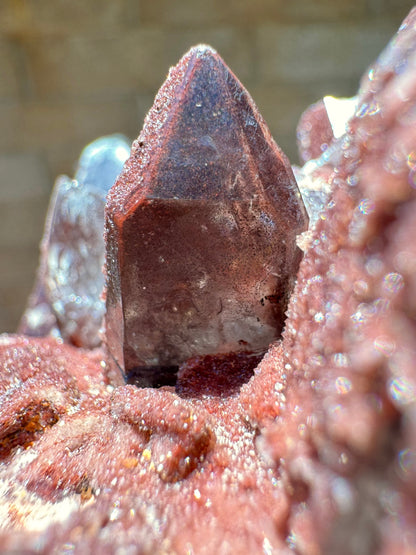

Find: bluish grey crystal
<box><xmin>20</xmin><ymin>135</ymin><xmax>130</xmax><ymax>347</ymax></box>
<box><xmin>75</xmin><ymin>134</ymin><xmax>131</xmax><ymax>197</ymax></box>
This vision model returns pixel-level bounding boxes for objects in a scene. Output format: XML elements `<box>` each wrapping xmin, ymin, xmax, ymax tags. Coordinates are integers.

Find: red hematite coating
<box><xmin>105</xmin><ymin>45</ymin><xmax>308</xmax><ymax>386</ymax></box>
<box><xmin>296</xmin><ymin>99</ymin><xmax>334</xmax><ymax>164</ymax></box>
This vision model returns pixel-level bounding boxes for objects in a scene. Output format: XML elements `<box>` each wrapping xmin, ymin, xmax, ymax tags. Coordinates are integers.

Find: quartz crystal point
<box><xmin>19</xmin><ymin>135</ymin><xmax>130</xmax><ymax>348</ymax></box>
<box><xmin>294</xmin><ymin>96</ymin><xmax>358</xmax><ymax>226</ymax></box>
<box><xmin>105</xmin><ymin>45</ymin><xmax>308</xmax><ymax>387</ymax></box>
<box><xmin>74</xmin><ymin>134</ymin><xmax>131</xmax><ymax>195</ymax></box>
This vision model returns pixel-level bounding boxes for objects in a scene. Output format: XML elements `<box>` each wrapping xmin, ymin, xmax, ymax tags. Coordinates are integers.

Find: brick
<box><xmin>20</xmin><ymin>97</ymin><xmax>136</xmax><ymax>150</ymax></box>
<box><xmin>0</xmin><ymin>309</ymin><xmax>13</xmax><ymax>335</ymax></box>
<box><xmin>0</xmin><ymin>301</ymin><xmax>19</xmax><ymax>334</ymax></box>
<box><xmin>24</xmin><ymin>27</ymin><xmax>254</xmax><ymax>101</ymax></box>
<box><xmin>141</xmin><ymin>0</ymin><xmax>221</xmax><ymax>26</ymax></box>
<box><xmin>0</xmin><ymin>197</ymin><xmax>48</xmax><ymax>249</ymax></box>
<box><xmin>0</xmin><ymin>217</ymin><xmax>45</xmax><ymax>331</ymax></box>
<box><xmin>0</xmin><ymin>245</ymin><xmax>40</xmax><ymax>285</ymax></box>
<box><xmin>0</xmin><ymin>288</ymin><xmax>25</xmax><ymax>333</ymax></box>
<box><xmin>0</xmin><ymin>40</ymin><xmax>19</xmax><ymax>99</ymax></box>
<box><xmin>0</xmin><ymin>152</ymin><xmax>50</xmax><ymax>202</ymax></box>
<box><xmin>141</xmin><ymin>0</ymin><xmax>365</xmax><ymax>26</ymax></box>
<box><xmin>0</xmin><ymin>101</ymin><xmax>21</xmax><ymax>149</ymax></box>
<box><xmin>0</xmin><ymin>273</ymin><xmax>38</xmax><ymax>334</ymax></box>
<box><xmin>366</xmin><ymin>0</ymin><xmax>415</xmax><ymax>19</ymax></box>
<box><xmin>273</xmin><ymin>0</ymin><xmax>366</xmax><ymax>22</ymax></box>
<box><xmin>256</xmin><ymin>22</ymin><xmax>394</xmax><ymax>85</ymax></box>
<box><xmin>0</xmin><ymin>244</ymin><xmax>41</xmax><ymax>333</ymax></box>
<box><xmin>24</xmin><ymin>28</ymin><xmax>168</xmax><ymax>99</ymax></box>
<box><xmin>0</xmin><ymin>0</ymin><xmax>140</xmax><ymax>37</ymax></box>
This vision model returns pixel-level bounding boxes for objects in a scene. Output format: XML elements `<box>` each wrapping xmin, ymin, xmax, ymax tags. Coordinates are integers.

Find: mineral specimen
<box><xmin>297</xmin><ymin>95</ymin><xmax>358</xmax><ymax>165</ymax></box>
<box><xmin>297</xmin><ymin>98</ymin><xmax>334</xmax><ymax>164</ymax></box>
<box><xmin>294</xmin><ymin>95</ymin><xmax>359</xmax><ymax>227</ymax></box>
<box><xmin>19</xmin><ymin>135</ymin><xmax>130</xmax><ymax>348</ymax></box>
<box><xmin>2</xmin><ymin>8</ymin><xmax>416</xmax><ymax>554</ymax></box>
<box><xmin>105</xmin><ymin>45</ymin><xmax>308</xmax><ymax>387</ymax></box>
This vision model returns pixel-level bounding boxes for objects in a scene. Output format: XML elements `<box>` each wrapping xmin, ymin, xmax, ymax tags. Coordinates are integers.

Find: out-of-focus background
<box><xmin>0</xmin><ymin>0</ymin><xmax>414</xmax><ymax>333</ymax></box>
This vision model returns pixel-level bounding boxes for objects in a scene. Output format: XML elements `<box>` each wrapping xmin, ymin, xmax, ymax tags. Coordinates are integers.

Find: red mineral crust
<box><xmin>1</xmin><ymin>10</ymin><xmax>416</xmax><ymax>554</ymax></box>
<box><xmin>261</xmin><ymin>10</ymin><xmax>416</xmax><ymax>553</ymax></box>
<box><xmin>105</xmin><ymin>45</ymin><xmax>308</xmax><ymax>387</ymax></box>
<box><xmin>296</xmin><ymin>99</ymin><xmax>334</xmax><ymax>164</ymax></box>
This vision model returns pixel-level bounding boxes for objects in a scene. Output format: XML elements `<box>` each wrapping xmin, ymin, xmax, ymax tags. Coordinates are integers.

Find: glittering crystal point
<box><xmin>294</xmin><ymin>96</ymin><xmax>359</xmax><ymax>228</ymax></box>
<box><xmin>75</xmin><ymin>134</ymin><xmax>131</xmax><ymax>196</ymax></box>
<box><xmin>105</xmin><ymin>45</ymin><xmax>308</xmax><ymax>387</ymax></box>
<box><xmin>19</xmin><ymin>135</ymin><xmax>130</xmax><ymax>348</ymax></box>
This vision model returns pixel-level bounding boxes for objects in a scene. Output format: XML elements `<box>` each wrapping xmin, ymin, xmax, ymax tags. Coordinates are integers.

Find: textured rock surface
<box><xmin>294</xmin><ymin>96</ymin><xmax>359</xmax><ymax>228</ymax></box>
<box><xmin>297</xmin><ymin>99</ymin><xmax>334</xmax><ymax>164</ymax></box>
<box><xmin>105</xmin><ymin>45</ymin><xmax>308</xmax><ymax>386</ymax></box>
<box><xmin>264</xmin><ymin>9</ymin><xmax>416</xmax><ymax>553</ymax></box>
<box><xmin>1</xmin><ymin>9</ymin><xmax>416</xmax><ymax>554</ymax></box>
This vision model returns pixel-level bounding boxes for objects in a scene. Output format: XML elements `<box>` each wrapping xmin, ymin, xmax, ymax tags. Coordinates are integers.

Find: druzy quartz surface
<box><xmin>105</xmin><ymin>45</ymin><xmax>308</xmax><ymax>386</ymax></box>
<box><xmin>2</xmin><ymin>11</ymin><xmax>416</xmax><ymax>554</ymax></box>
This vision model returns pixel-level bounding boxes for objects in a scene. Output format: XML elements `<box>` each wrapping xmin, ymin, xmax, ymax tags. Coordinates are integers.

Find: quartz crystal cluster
<box><xmin>1</xmin><ymin>9</ymin><xmax>416</xmax><ymax>554</ymax></box>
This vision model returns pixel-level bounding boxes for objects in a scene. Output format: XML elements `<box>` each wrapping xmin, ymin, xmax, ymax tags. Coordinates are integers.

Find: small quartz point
<box><xmin>19</xmin><ymin>135</ymin><xmax>131</xmax><ymax>348</ymax></box>
<box><xmin>75</xmin><ymin>134</ymin><xmax>131</xmax><ymax>195</ymax></box>
<box><xmin>105</xmin><ymin>45</ymin><xmax>308</xmax><ymax>387</ymax></box>
<box><xmin>294</xmin><ymin>96</ymin><xmax>358</xmax><ymax>226</ymax></box>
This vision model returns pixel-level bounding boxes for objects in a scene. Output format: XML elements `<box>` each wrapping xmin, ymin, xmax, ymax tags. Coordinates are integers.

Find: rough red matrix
<box><xmin>105</xmin><ymin>45</ymin><xmax>307</xmax><ymax>386</ymax></box>
<box><xmin>2</xmin><ymin>10</ymin><xmax>416</xmax><ymax>554</ymax></box>
<box><xmin>296</xmin><ymin>99</ymin><xmax>334</xmax><ymax>164</ymax></box>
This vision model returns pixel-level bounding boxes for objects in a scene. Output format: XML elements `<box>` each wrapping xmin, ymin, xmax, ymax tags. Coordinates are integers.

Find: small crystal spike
<box><xmin>19</xmin><ymin>135</ymin><xmax>131</xmax><ymax>347</ymax></box>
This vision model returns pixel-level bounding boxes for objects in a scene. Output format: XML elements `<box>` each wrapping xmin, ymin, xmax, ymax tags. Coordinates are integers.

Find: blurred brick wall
<box><xmin>0</xmin><ymin>0</ymin><xmax>414</xmax><ymax>332</ymax></box>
